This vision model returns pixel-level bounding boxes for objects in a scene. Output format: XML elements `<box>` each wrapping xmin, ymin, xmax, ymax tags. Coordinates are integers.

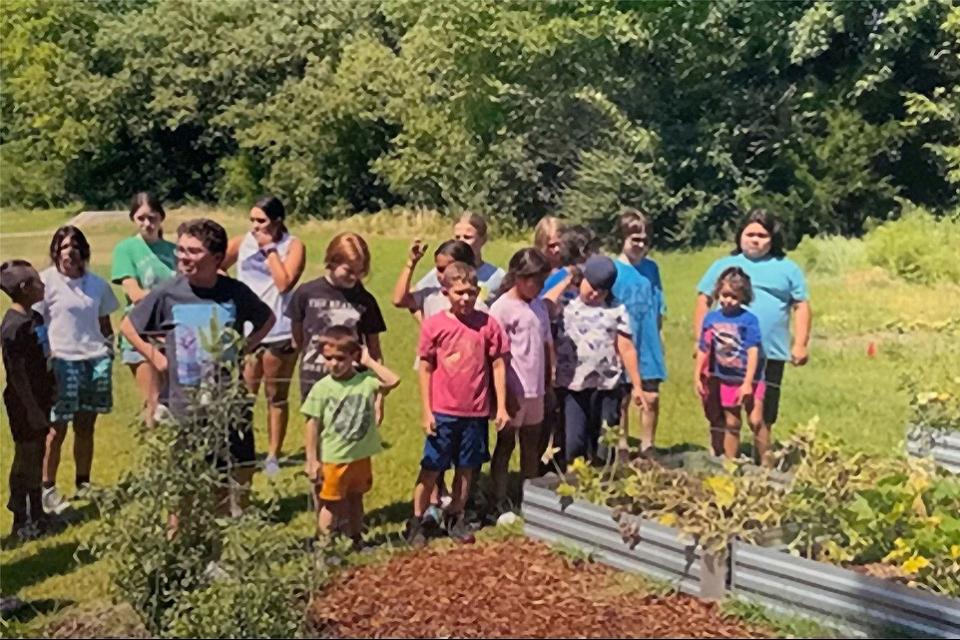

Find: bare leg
<box><xmin>747</xmin><ymin>396</ymin><xmax>771</xmax><ymax>467</ymax></box>
<box><xmin>490</xmin><ymin>429</ymin><xmax>517</xmax><ymax>504</ymax></box>
<box><xmin>73</xmin><ymin>411</ymin><xmax>97</xmax><ymax>482</ymax></box>
<box><xmin>723</xmin><ymin>408</ymin><xmax>742</xmax><ymax>459</ymax></box>
<box><xmin>618</xmin><ymin>393</ymin><xmax>631</xmax><ymax>455</ymax></box>
<box><xmin>413</xmin><ymin>469</ymin><xmax>440</xmax><ymax>518</ymax></box>
<box><xmin>43</xmin><ymin>423</ymin><xmax>68</xmax><ymax>485</ymax></box>
<box><xmin>450</xmin><ymin>467</ymin><xmax>475</xmax><ymax>515</ymax></box>
<box><xmin>130</xmin><ymin>362</ymin><xmax>162</xmax><ymax>428</ymax></box>
<box><xmin>319</xmin><ymin>499</ymin><xmax>352</xmax><ymax>536</ymax></box>
<box><xmin>347</xmin><ymin>493</ymin><xmax>364</xmax><ymax>539</ymax></box>
<box><xmin>640</xmin><ymin>391</ymin><xmax>660</xmax><ymax>451</ymax></box>
<box><xmin>261</xmin><ymin>350</ymin><xmax>296</xmax><ymax>459</ymax></box>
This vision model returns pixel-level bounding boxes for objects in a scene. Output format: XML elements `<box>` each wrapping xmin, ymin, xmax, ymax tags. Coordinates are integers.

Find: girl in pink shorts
<box><xmin>694</xmin><ymin>267</ymin><xmax>765</xmax><ymax>459</ymax></box>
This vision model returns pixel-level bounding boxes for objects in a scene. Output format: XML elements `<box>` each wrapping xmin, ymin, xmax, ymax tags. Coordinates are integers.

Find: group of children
<box><xmin>3</xmin><ymin>198</ymin><xmax>783</xmax><ymax>547</ymax></box>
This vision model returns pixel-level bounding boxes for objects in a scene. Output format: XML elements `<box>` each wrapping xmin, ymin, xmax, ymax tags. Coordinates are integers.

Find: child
<box><xmin>695</xmin><ymin>267</ymin><xmax>765</xmax><ymax>459</ymax></box>
<box><xmin>2</xmin><ymin>261</ymin><xmax>56</xmax><ymax>538</ymax></box>
<box><xmin>223</xmin><ymin>195</ymin><xmax>306</xmax><ymax>475</ymax></box>
<box><xmin>554</xmin><ymin>255</ymin><xmax>645</xmax><ymax>465</ymax></box>
<box><xmin>533</xmin><ymin>216</ymin><xmax>565</xmax><ymax>273</ymax></box>
<box><xmin>121</xmin><ymin>219</ymin><xmax>275</xmax><ymax>514</ymax></box>
<box><xmin>111</xmin><ymin>192</ymin><xmax>177</xmax><ymax>428</ymax></box>
<box><xmin>489</xmin><ymin>249</ymin><xmax>553</xmax><ymax>514</ymax></box>
<box><xmin>413</xmin><ymin>212</ymin><xmax>505</xmax><ymax>307</ymax></box>
<box><xmin>38</xmin><ymin>226</ymin><xmax>120</xmax><ymax>515</ymax></box>
<box><xmin>302</xmin><ymin>326</ymin><xmax>400</xmax><ymax>544</ymax></box>
<box><xmin>612</xmin><ymin>209</ymin><xmax>666</xmax><ymax>460</ymax></box>
<box><xmin>287</xmin><ymin>233</ymin><xmax>386</xmax><ymax>417</ymax></box>
<box><xmin>392</xmin><ymin>238</ymin><xmax>476</xmax><ymax>321</ymax></box>
<box><xmin>407</xmin><ymin>262</ymin><xmax>510</xmax><ymax>545</ymax></box>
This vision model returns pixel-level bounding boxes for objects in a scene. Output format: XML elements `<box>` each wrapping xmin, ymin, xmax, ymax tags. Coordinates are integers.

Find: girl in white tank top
<box><xmin>224</xmin><ymin>196</ymin><xmax>306</xmax><ymax>475</ymax></box>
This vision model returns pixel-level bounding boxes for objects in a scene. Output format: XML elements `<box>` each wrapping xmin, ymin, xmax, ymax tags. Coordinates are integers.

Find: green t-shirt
<box><xmin>111</xmin><ymin>235</ymin><xmax>177</xmax><ymax>350</ymax></box>
<box><xmin>300</xmin><ymin>371</ymin><xmax>382</xmax><ymax>463</ymax></box>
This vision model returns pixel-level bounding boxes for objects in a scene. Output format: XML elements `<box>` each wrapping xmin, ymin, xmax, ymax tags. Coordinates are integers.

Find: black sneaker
<box><xmin>404</xmin><ymin>516</ymin><xmax>427</xmax><ymax>548</ymax></box>
<box><xmin>444</xmin><ymin>512</ymin><xmax>475</xmax><ymax>544</ymax></box>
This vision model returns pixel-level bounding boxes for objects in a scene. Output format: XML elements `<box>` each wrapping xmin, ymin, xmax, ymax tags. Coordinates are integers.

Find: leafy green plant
<box><xmin>864</xmin><ymin>208</ymin><xmax>960</xmax><ymax>285</ymax></box>
<box><xmin>84</xmin><ymin>323</ymin><xmax>327</xmax><ymax>637</ymax></box>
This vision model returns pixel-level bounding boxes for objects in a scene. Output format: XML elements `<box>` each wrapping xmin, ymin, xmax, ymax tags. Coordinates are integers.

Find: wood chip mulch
<box><xmin>309</xmin><ymin>538</ymin><xmax>770</xmax><ymax>638</ymax></box>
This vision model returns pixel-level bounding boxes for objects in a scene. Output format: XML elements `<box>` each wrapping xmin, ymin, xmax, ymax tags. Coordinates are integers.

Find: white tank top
<box><xmin>238</xmin><ymin>232</ymin><xmax>295</xmax><ymax>342</ymax></box>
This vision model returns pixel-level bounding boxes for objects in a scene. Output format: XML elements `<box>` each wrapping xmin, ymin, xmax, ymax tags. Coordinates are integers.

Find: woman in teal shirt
<box><xmin>693</xmin><ymin>209</ymin><xmax>812</xmax><ymax>465</ymax></box>
<box><xmin>111</xmin><ymin>192</ymin><xmax>176</xmax><ymax>427</ymax></box>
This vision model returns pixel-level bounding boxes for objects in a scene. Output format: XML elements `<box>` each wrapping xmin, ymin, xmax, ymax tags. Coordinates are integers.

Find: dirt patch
<box><xmin>43</xmin><ymin>602</ymin><xmax>149</xmax><ymax>639</ymax></box>
<box><xmin>310</xmin><ymin>539</ymin><xmax>769</xmax><ymax>638</ymax></box>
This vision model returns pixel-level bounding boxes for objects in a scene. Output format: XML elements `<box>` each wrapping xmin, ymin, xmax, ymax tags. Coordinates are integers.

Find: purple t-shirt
<box><xmin>489</xmin><ymin>293</ymin><xmax>552</xmax><ymax>398</ymax></box>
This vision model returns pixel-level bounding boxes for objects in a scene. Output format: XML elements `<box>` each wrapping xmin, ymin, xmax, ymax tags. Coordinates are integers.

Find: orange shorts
<box><xmin>318</xmin><ymin>458</ymin><xmax>373</xmax><ymax>502</ymax></box>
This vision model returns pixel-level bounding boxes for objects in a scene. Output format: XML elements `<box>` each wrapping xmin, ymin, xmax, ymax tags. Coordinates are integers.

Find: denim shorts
<box><xmin>421</xmin><ymin>413</ymin><xmax>490</xmax><ymax>471</ymax></box>
<box><xmin>51</xmin><ymin>356</ymin><xmax>113</xmax><ymax>423</ymax></box>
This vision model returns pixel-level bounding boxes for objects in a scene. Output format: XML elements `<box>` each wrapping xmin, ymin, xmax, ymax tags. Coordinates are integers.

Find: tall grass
<box><xmin>864</xmin><ymin>208</ymin><xmax>960</xmax><ymax>285</ymax></box>
<box><xmin>793</xmin><ymin>235</ymin><xmax>868</xmax><ymax>276</ymax></box>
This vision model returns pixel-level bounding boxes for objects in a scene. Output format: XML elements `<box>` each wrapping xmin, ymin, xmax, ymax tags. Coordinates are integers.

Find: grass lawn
<box><xmin>1</xmin><ymin>206</ymin><xmax>958</xmax><ymax>633</ymax></box>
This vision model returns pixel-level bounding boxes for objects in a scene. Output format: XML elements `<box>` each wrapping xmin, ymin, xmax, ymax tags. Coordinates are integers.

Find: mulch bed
<box><xmin>310</xmin><ymin>538</ymin><xmax>770</xmax><ymax>638</ymax></box>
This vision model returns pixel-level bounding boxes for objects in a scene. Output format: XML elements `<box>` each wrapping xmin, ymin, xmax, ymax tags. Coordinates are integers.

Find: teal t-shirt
<box><xmin>696</xmin><ymin>254</ymin><xmax>809</xmax><ymax>361</ymax></box>
<box><xmin>111</xmin><ymin>235</ymin><xmax>177</xmax><ymax>350</ymax></box>
<box><xmin>612</xmin><ymin>259</ymin><xmax>667</xmax><ymax>381</ymax></box>
<box><xmin>300</xmin><ymin>371</ymin><xmax>381</xmax><ymax>463</ymax></box>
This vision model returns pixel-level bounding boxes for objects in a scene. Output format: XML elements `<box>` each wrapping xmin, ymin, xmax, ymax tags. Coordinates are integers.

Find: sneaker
<box><xmin>444</xmin><ymin>512</ymin><xmax>475</xmax><ymax>544</ymax></box>
<box><xmin>423</xmin><ymin>504</ymin><xmax>444</xmax><ymax>526</ymax></box>
<box><xmin>42</xmin><ymin>487</ymin><xmax>71</xmax><ymax>515</ymax></box>
<box><xmin>14</xmin><ymin>522</ymin><xmax>42</xmax><ymax>542</ymax></box>
<box><xmin>264</xmin><ymin>456</ymin><xmax>281</xmax><ymax>477</ymax></box>
<box><xmin>203</xmin><ymin>560</ymin><xmax>230</xmax><ymax>582</ymax></box>
<box><xmin>438</xmin><ymin>495</ymin><xmax>453</xmax><ymax>510</ymax></box>
<box><xmin>72</xmin><ymin>482</ymin><xmax>93</xmax><ymax>501</ymax></box>
<box><xmin>404</xmin><ymin>517</ymin><xmax>427</xmax><ymax>548</ymax></box>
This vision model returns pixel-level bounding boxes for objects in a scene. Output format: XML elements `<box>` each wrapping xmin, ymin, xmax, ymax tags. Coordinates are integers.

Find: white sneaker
<box><xmin>264</xmin><ymin>456</ymin><xmax>280</xmax><ymax>477</ymax></box>
<box><xmin>439</xmin><ymin>495</ymin><xmax>453</xmax><ymax>510</ymax></box>
<box><xmin>42</xmin><ymin>486</ymin><xmax>71</xmax><ymax>515</ymax></box>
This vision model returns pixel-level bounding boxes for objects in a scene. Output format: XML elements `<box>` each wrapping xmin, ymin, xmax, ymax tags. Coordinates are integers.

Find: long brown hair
<box><xmin>498</xmin><ymin>247</ymin><xmax>551</xmax><ymax>295</ymax></box>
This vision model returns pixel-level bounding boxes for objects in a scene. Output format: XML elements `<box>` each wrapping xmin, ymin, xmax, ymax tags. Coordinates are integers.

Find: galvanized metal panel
<box><xmin>731</xmin><ymin>541</ymin><xmax>960</xmax><ymax>638</ymax></box>
<box><xmin>906</xmin><ymin>426</ymin><xmax>960</xmax><ymax>474</ymax></box>
<box><xmin>522</xmin><ymin>481</ymin><xmax>705</xmax><ymax>597</ymax></box>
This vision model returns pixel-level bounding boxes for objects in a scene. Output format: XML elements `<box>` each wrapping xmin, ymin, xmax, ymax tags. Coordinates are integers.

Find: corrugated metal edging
<box><xmin>906</xmin><ymin>427</ymin><xmax>960</xmax><ymax>474</ymax></box>
<box><xmin>731</xmin><ymin>541</ymin><xmax>960</xmax><ymax>638</ymax></box>
<box><xmin>522</xmin><ymin>483</ymin><xmax>703</xmax><ymax>596</ymax></box>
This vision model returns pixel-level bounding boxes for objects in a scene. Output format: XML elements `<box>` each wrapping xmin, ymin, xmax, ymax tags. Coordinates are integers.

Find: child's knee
<box><xmin>643</xmin><ymin>392</ymin><xmax>660</xmax><ymax>411</ymax></box>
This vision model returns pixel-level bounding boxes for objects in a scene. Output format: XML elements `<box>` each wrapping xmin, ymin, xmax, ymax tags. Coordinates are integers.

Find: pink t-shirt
<box><xmin>489</xmin><ymin>293</ymin><xmax>552</xmax><ymax>398</ymax></box>
<box><xmin>417</xmin><ymin>310</ymin><xmax>509</xmax><ymax>417</ymax></box>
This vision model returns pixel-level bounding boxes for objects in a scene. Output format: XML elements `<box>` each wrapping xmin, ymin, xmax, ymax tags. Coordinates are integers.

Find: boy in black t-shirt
<box><xmin>1</xmin><ymin>260</ymin><xmax>56</xmax><ymax>539</ymax></box>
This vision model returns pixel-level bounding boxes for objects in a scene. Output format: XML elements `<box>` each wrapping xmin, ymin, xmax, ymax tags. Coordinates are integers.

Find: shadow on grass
<box><xmin>0</xmin><ymin>598</ymin><xmax>73</xmax><ymax>626</ymax></box>
<box><xmin>0</xmin><ymin>541</ymin><xmax>93</xmax><ymax>594</ymax></box>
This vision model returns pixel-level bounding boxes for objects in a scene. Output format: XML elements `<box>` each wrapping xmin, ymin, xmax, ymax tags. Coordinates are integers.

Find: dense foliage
<box><xmin>2</xmin><ymin>0</ymin><xmax>958</xmax><ymax>245</ymax></box>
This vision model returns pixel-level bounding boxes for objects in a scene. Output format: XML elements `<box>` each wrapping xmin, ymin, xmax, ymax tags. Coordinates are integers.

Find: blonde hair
<box><xmin>533</xmin><ymin>216</ymin><xmax>565</xmax><ymax>253</ymax></box>
<box><xmin>325</xmin><ymin>232</ymin><xmax>371</xmax><ymax>277</ymax></box>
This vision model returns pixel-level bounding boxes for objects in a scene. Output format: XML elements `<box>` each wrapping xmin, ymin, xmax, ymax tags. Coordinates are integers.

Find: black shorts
<box><xmin>763</xmin><ymin>360</ymin><xmax>786</xmax><ymax>426</ymax></box>
<box><xmin>258</xmin><ymin>338</ymin><xmax>296</xmax><ymax>357</ymax></box>
<box><xmin>621</xmin><ymin>379</ymin><xmax>662</xmax><ymax>395</ymax></box>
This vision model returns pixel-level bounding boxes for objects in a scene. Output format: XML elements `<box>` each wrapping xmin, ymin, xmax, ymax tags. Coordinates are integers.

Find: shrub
<box><xmin>864</xmin><ymin>207</ymin><xmax>960</xmax><ymax>284</ymax></box>
<box><xmin>792</xmin><ymin>235</ymin><xmax>868</xmax><ymax>276</ymax></box>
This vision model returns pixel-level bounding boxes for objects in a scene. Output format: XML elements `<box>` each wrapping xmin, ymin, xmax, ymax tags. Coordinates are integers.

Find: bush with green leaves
<box><xmin>84</xmin><ymin>324</ymin><xmax>325</xmax><ymax>637</ymax></box>
<box><xmin>864</xmin><ymin>206</ymin><xmax>960</xmax><ymax>284</ymax></box>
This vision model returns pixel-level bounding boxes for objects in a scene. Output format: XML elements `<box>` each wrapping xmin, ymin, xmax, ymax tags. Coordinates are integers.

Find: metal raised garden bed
<box><xmin>906</xmin><ymin>426</ymin><xmax>960</xmax><ymax>474</ymax></box>
<box><xmin>730</xmin><ymin>540</ymin><xmax>960</xmax><ymax>638</ymax></box>
<box><xmin>522</xmin><ymin>474</ymin><xmax>725</xmax><ymax>599</ymax></box>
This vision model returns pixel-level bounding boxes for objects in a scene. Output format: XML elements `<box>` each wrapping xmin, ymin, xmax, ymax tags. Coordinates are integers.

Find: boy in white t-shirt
<box><xmin>36</xmin><ymin>226</ymin><xmax>119</xmax><ymax>515</ymax></box>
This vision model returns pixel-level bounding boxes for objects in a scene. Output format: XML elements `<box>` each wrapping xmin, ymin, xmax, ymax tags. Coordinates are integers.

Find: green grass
<box><xmin>2</xmin><ymin>206</ymin><xmax>959</xmax><ymax>634</ymax></box>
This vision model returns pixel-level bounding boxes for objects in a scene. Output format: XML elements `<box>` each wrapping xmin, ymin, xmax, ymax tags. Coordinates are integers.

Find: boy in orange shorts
<box><xmin>302</xmin><ymin>326</ymin><xmax>400</xmax><ymax>544</ymax></box>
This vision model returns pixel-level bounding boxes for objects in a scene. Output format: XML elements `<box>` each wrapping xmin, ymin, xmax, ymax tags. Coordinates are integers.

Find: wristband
<box><xmin>261</xmin><ymin>242</ymin><xmax>278</xmax><ymax>255</ymax></box>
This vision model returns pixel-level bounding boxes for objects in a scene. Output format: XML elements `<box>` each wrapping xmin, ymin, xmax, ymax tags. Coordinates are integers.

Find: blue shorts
<box><xmin>121</xmin><ymin>348</ymin><xmax>146</xmax><ymax>365</ymax></box>
<box><xmin>51</xmin><ymin>356</ymin><xmax>113</xmax><ymax>423</ymax></box>
<box><xmin>421</xmin><ymin>414</ymin><xmax>490</xmax><ymax>471</ymax></box>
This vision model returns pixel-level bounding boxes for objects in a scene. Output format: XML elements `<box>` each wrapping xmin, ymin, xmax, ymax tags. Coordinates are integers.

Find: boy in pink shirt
<box><xmin>408</xmin><ymin>262</ymin><xmax>509</xmax><ymax>545</ymax></box>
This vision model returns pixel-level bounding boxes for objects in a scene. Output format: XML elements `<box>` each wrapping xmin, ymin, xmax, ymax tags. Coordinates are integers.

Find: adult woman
<box><xmin>111</xmin><ymin>192</ymin><xmax>176</xmax><ymax>427</ymax></box>
<box><xmin>223</xmin><ymin>196</ymin><xmax>306</xmax><ymax>476</ymax></box>
<box><xmin>414</xmin><ymin>212</ymin><xmax>505</xmax><ymax>307</ymax></box>
<box><xmin>693</xmin><ymin>209</ymin><xmax>812</xmax><ymax>465</ymax></box>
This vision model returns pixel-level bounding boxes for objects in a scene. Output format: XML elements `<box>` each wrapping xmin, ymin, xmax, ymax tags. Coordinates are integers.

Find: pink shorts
<box><xmin>507</xmin><ymin>396</ymin><xmax>545</xmax><ymax>427</ymax></box>
<box><xmin>700</xmin><ymin>376</ymin><xmax>765</xmax><ymax>424</ymax></box>
<box><xmin>718</xmin><ymin>381</ymin><xmax>766</xmax><ymax>408</ymax></box>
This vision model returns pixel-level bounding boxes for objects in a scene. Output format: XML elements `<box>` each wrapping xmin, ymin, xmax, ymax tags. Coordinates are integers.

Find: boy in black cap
<box><xmin>553</xmin><ymin>255</ymin><xmax>645</xmax><ymax>465</ymax></box>
<box><xmin>1</xmin><ymin>260</ymin><xmax>57</xmax><ymax>539</ymax></box>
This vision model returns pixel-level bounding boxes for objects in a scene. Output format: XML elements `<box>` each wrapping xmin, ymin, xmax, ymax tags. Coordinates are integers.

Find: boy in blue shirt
<box><xmin>611</xmin><ymin>209</ymin><xmax>666</xmax><ymax>460</ymax></box>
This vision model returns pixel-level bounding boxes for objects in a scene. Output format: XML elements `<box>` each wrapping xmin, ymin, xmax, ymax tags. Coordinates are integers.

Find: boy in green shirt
<box><xmin>302</xmin><ymin>325</ymin><xmax>400</xmax><ymax>544</ymax></box>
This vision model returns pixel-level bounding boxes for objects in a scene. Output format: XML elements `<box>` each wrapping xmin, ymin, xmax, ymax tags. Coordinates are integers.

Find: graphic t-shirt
<box><xmin>555</xmin><ymin>297</ymin><xmax>631</xmax><ymax>391</ymax></box>
<box><xmin>417</xmin><ymin>310</ymin><xmax>509</xmax><ymax>417</ymax></box>
<box><xmin>111</xmin><ymin>235</ymin><xmax>177</xmax><ymax>351</ymax></box>
<box><xmin>415</xmin><ymin>261</ymin><xmax>505</xmax><ymax>307</ymax></box>
<box><xmin>127</xmin><ymin>274</ymin><xmax>272</xmax><ymax>414</ymax></box>
<box><xmin>698</xmin><ymin>308</ymin><xmax>763</xmax><ymax>384</ymax></box>
<box><xmin>1</xmin><ymin>309</ymin><xmax>55</xmax><ymax>440</ymax></box>
<box><xmin>36</xmin><ymin>268</ymin><xmax>119</xmax><ymax>361</ymax></box>
<box><xmin>286</xmin><ymin>276</ymin><xmax>386</xmax><ymax>398</ymax></box>
<box><xmin>613</xmin><ymin>259</ymin><xmax>666</xmax><ymax>381</ymax></box>
<box><xmin>300</xmin><ymin>370</ymin><xmax>381</xmax><ymax>463</ymax></box>
<box><xmin>489</xmin><ymin>293</ymin><xmax>551</xmax><ymax>398</ymax></box>
<box><xmin>696</xmin><ymin>254</ymin><xmax>808</xmax><ymax>361</ymax></box>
